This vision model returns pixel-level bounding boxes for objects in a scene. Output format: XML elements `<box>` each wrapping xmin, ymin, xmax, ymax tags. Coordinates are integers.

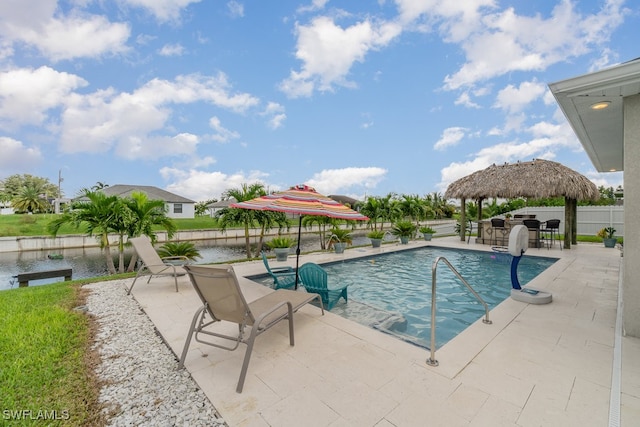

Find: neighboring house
<box><xmin>79</xmin><ymin>185</ymin><xmax>196</xmax><ymax>219</ymax></box>
<box><xmin>207</xmin><ymin>198</ymin><xmax>236</xmax><ymax>217</ymax></box>
<box><xmin>329</xmin><ymin>195</ymin><xmax>359</xmax><ymax>208</ymax></box>
<box><xmin>549</xmin><ymin>58</ymin><xmax>640</xmax><ymax>338</ymax></box>
<box><xmin>0</xmin><ymin>201</ymin><xmax>13</xmax><ymax>215</ymax></box>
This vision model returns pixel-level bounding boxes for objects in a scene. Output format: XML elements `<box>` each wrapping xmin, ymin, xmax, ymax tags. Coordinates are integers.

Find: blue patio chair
<box><xmin>261</xmin><ymin>251</ymin><xmax>297</xmax><ymax>290</ymax></box>
<box><xmin>298</xmin><ymin>262</ymin><xmax>349</xmax><ymax>310</ymax></box>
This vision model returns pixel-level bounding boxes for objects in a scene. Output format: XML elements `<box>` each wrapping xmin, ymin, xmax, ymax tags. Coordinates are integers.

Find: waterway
<box><xmin>0</xmin><ymin>235</ymin><xmax>371</xmax><ymax>291</ymax></box>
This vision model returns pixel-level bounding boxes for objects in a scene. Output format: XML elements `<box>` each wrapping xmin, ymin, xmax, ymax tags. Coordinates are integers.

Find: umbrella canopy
<box><xmin>445</xmin><ymin>159</ymin><xmax>599</xmax><ymax>201</ymax></box>
<box><xmin>232</xmin><ymin>184</ymin><xmax>369</xmax><ymax>220</ymax></box>
<box><xmin>231</xmin><ymin>184</ymin><xmax>368</xmax><ymax>287</ymax></box>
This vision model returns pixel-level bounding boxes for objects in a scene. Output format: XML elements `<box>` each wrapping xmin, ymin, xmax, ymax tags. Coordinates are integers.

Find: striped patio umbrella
<box><xmin>231</xmin><ymin>184</ymin><xmax>368</xmax><ymax>287</ymax></box>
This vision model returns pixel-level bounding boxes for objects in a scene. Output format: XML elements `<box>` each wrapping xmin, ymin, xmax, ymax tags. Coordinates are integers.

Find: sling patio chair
<box><xmin>127</xmin><ymin>236</ymin><xmax>190</xmax><ymax>294</ymax></box>
<box><xmin>298</xmin><ymin>262</ymin><xmax>350</xmax><ymax>310</ymax></box>
<box><xmin>261</xmin><ymin>251</ymin><xmax>297</xmax><ymax>290</ymax></box>
<box><xmin>178</xmin><ymin>264</ymin><xmax>324</xmax><ymax>393</ymax></box>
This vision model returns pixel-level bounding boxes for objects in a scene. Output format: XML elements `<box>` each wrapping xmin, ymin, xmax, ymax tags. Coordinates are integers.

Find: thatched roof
<box><xmin>445</xmin><ymin>159</ymin><xmax>599</xmax><ymax>201</ymax></box>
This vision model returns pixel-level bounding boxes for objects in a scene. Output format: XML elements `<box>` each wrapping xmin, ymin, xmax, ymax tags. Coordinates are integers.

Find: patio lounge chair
<box><xmin>178</xmin><ymin>264</ymin><xmax>324</xmax><ymax>393</ymax></box>
<box><xmin>127</xmin><ymin>236</ymin><xmax>189</xmax><ymax>294</ymax></box>
<box><xmin>298</xmin><ymin>262</ymin><xmax>349</xmax><ymax>310</ymax></box>
<box><xmin>261</xmin><ymin>251</ymin><xmax>297</xmax><ymax>290</ymax></box>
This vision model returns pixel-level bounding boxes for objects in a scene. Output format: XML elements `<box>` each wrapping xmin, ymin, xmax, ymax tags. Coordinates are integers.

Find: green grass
<box><xmin>0</xmin><ymin>281</ymin><xmax>105</xmax><ymax>426</ymax></box>
<box><xmin>0</xmin><ymin>214</ymin><xmax>222</xmax><ymax>237</ymax></box>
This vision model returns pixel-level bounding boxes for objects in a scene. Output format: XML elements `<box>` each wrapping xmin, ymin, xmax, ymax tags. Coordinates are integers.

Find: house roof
<box><xmin>96</xmin><ymin>185</ymin><xmax>195</xmax><ymax>203</ymax></box>
<box><xmin>549</xmin><ymin>57</ymin><xmax>640</xmax><ymax>172</ymax></box>
<box><xmin>207</xmin><ymin>198</ymin><xmax>236</xmax><ymax>208</ymax></box>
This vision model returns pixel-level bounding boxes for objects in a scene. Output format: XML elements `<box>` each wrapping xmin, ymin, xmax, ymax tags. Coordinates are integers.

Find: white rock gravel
<box><xmin>84</xmin><ymin>280</ymin><xmax>226</xmax><ymax>426</ymax></box>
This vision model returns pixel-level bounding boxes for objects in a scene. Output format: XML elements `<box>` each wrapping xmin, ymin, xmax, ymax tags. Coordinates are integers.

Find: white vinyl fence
<box><xmin>508</xmin><ymin>206</ymin><xmax>624</xmax><ymax>237</ymax></box>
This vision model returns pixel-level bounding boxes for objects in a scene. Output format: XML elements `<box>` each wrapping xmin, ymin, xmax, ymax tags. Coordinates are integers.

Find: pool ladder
<box><xmin>427</xmin><ymin>256</ymin><xmax>492</xmax><ymax>367</ymax></box>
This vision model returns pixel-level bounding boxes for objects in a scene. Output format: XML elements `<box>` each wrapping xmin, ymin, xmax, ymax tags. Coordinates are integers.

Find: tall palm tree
<box><xmin>123</xmin><ymin>192</ymin><xmax>177</xmax><ymax>272</ymax></box>
<box><xmin>48</xmin><ymin>190</ymin><xmax>122</xmax><ymax>274</ymax></box>
<box><xmin>254</xmin><ymin>210</ymin><xmax>289</xmax><ymax>255</ymax></box>
<box><xmin>360</xmin><ymin>197</ymin><xmax>384</xmax><ymax>231</ymax></box>
<box><xmin>302</xmin><ymin>215</ymin><xmax>334</xmax><ymax>249</ymax></box>
<box><xmin>216</xmin><ymin>183</ymin><xmax>267</xmax><ymax>258</ymax></box>
<box><xmin>11</xmin><ymin>184</ymin><xmax>51</xmax><ymax>213</ymax></box>
<box><xmin>398</xmin><ymin>194</ymin><xmax>427</xmax><ymax>226</ymax></box>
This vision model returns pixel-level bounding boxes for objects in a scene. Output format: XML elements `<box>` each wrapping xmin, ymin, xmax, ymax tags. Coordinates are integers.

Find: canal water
<box><xmin>1</xmin><ymin>235</ymin><xmax>371</xmax><ymax>291</ymax></box>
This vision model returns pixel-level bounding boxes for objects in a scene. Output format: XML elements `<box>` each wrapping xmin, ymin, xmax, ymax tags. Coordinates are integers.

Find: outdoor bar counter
<box><xmin>475</xmin><ymin>215</ymin><xmax>543</xmax><ymax>248</ymax></box>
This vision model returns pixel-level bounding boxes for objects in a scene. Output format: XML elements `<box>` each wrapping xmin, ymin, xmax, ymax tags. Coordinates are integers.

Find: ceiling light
<box><xmin>610</xmin><ymin>168</ymin><xmax>617</xmax><ymax>172</ymax></box>
<box><xmin>590</xmin><ymin>101</ymin><xmax>611</xmax><ymax>110</ymax></box>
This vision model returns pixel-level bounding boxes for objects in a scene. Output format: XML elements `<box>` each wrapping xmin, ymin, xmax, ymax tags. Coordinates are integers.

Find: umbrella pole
<box><xmin>295</xmin><ymin>215</ymin><xmax>302</xmax><ymax>289</ymax></box>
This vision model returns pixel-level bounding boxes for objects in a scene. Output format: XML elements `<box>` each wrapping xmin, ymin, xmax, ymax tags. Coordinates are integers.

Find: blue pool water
<box><xmin>255</xmin><ymin>246</ymin><xmax>557</xmax><ymax>348</ymax></box>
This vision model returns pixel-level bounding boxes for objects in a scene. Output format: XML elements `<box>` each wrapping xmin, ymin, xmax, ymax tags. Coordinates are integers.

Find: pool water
<box><xmin>256</xmin><ymin>246</ymin><xmax>557</xmax><ymax>348</ymax></box>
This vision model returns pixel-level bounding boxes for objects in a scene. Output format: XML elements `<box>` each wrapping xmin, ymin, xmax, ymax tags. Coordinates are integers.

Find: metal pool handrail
<box><xmin>427</xmin><ymin>256</ymin><xmax>493</xmax><ymax>367</ymax></box>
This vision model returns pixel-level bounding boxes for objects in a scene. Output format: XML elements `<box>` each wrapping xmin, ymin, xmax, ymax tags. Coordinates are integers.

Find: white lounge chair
<box><xmin>178</xmin><ymin>264</ymin><xmax>324</xmax><ymax>393</ymax></box>
<box><xmin>127</xmin><ymin>236</ymin><xmax>189</xmax><ymax>294</ymax></box>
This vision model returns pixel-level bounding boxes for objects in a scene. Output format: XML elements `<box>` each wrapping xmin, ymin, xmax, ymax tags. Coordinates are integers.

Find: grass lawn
<box><xmin>0</xmin><ymin>214</ymin><xmax>221</xmax><ymax>237</ymax></box>
<box><xmin>0</xmin><ymin>280</ymin><xmax>106</xmax><ymax>426</ymax></box>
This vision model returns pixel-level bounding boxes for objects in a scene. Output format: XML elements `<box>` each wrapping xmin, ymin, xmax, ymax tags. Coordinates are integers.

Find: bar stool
<box><xmin>522</xmin><ymin>219</ymin><xmax>542</xmax><ymax>248</ymax></box>
<box><xmin>490</xmin><ymin>218</ymin><xmax>509</xmax><ymax>246</ymax></box>
<box><xmin>540</xmin><ymin>219</ymin><xmax>561</xmax><ymax>250</ymax></box>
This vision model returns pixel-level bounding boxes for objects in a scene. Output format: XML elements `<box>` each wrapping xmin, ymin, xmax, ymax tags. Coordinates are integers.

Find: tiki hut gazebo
<box><xmin>445</xmin><ymin>159</ymin><xmax>600</xmax><ymax>249</ymax></box>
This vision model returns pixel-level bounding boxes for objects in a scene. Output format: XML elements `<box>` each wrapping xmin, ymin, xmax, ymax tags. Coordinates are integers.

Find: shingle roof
<box><xmin>97</xmin><ymin>185</ymin><xmax>195</xmax><ymax>203</ymax></box>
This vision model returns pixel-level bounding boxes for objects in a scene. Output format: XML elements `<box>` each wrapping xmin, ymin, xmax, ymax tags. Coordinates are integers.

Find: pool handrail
<box><xmin>427</xmin><ymin>256</ymin><xmax>493</xmax><ymax>367</ymax></box>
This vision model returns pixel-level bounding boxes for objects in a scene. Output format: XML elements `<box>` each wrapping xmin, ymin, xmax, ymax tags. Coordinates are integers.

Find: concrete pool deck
<box><xmin>128</xmin><ymin>237</ymin><xmax>639</xmax><ymax>426</ymax></box>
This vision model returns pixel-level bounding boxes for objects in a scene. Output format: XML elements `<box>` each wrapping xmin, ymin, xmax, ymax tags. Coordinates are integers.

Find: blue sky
<box><xmin>0</xmin><ymin>0</ymin><xmax>635</xmax><ymax>202</ymax></box>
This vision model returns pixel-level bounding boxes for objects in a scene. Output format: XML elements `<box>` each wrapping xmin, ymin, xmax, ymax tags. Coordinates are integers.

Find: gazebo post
<box><xmin>460</xmin><ymin>197</ymin><xmax>466</xmax><ymax>242</ymax></box>
<box><xmin>564</xmin><ymin>197</ymin><xmax>572</xmax><ymax>249</ymax></box>
<box><xmin>570</xmin><ymin>198</ymin><xmax>578</xmax><ymax>246</ymax></box>
<box><xmin>477</xmin><ymin>197</ymin><xmax>484</xmax><ymax>241</ymax></box>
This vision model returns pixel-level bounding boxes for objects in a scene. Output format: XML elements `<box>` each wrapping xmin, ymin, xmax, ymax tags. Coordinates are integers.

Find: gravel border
<box><xmin>84</xmin><ymin>280</ymin><xmax>226</xmax><ymax>426</ymax></box>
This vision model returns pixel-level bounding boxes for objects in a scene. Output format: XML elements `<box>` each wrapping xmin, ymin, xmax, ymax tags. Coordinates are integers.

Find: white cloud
<box><xmin>161</xmin><ymin>167</ymin><xmax>269</xmax><ymax>201</ymax></box>
<box><xmin>209</xmin><ymin>116</ymin><xmax>240</xmax><ymax>142</ymax></box>
<box><xmin>442</xmin><ymin>1</ymin><xmax>626</xmax><ymax>89</ymax></box>
<box><xmin>454</xmin><ymin>92</ymin><xmax>480</xmax><ymax>108</ymax></box>
<box><xmin>158</xmin><ymin>43</ymin><xmax>185</xmax><ymax>56</ymax></box>
<box><xmin>279</xmin><ymin>16</ymin><xmax>402</xmax><ymax>97</ymax></box>
<box><xmin>0</xmin><ymin>4</ymin><xmax>131</xmax><ymax>61</ymax></box>
<box><xmin>0</xmin><ymin>137</ymin><xmax>43</xmax><ymax>172</ymax></box>
<box><xmin>493</xmin><ymin>80</ymin><xmax>546</xmax><ymax>113</ymax></box>
<box><xmin>227</xmin><ymin>1</ymin><xmax>244</xmax><ymax>18</ymax></box>
<box><xmin>0</xmin><ymin>66</ymin><xmax>88</xmax><ymax>130</ymax></box>
<box><xmin>59</xmin><ymin>73</ymin><xmax>259</xmax><ymax>157</ymax></box>
<box><xmin>306</xmin><ymin>166</ymin><xmax>387</xmax><ymax>195</ymax></box>
<box><xmin>120</xmin><ymin>0</ymin><xmax>203</xmax><ymax>23</ymax></box>
<box><xmin>261</xmin><ymin>102</ymin><xmax>287</xmax><ymax>129</ymax></box>
<box><xmin>434</xmin><ymin>127</ymin><xmax>467</xmax><ymax>151</ymax></box>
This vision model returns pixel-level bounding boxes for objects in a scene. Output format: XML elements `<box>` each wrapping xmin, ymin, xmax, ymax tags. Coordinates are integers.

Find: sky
<box><xmin>0</xmin><ymin>0</ymin><xmax>635</xmax><ymax>202</ymax></box>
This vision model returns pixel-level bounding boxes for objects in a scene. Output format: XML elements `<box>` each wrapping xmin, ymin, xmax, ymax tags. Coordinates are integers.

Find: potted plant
<box><xmin>266</xmin><ymin>236</ymin><xmax>295</xmax><ymax>261</ymax></box>
<box><xmin>597</xmin><ymin>227</ymin><xmax>617</xmax><ymax>248</ymax></box>
<box><xmin>367</xmin><ymin>230</ymin><xmax>385</xmax><ymax>248</ymax></box>
<box><xmin>328</xmin><ymin>228</ymin><xmax>353</xmax><ymax>253</ymax></box>
<box><xmin>391</xmin><ymin>220</ymin><xmax>416</xmax><ymax>244</ymax></box>
<box><xmin>418</xmin><ymin>226</ymin><xmax>436</xmax><ymax>241</ymax></box>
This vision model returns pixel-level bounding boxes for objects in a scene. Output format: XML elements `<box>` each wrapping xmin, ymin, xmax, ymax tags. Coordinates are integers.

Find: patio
<box><xmin>127</xmin><ymin>237</ymin><xmax>638</xmax><ymax>426</ymax></box>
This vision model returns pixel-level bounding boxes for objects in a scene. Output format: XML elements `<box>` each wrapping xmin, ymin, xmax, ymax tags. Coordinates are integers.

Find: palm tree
<box><xmin>123</xmin><ymin>192</ymin><xmax>177</xmax><ymax>272</ymax></box>
<box><xmin>398</xmin><ymin>194</ymin><xmax>428</xmax><ymax>226</ymax></box>
<box><xmin>216</xmin><ymin>183</ymin><xmax>267</xmax><ymax>258</ymax></box>
<box><xmin>302</xmin><ymin>215</ymin><xmax>334</xmax><ymax>249</ymax></box>
<box><xmin>254</xmin><ymin>210</ymin><xmax>289</xmax><ymax>255</ymax></box>
<box><xmin>11</xmin><ymin>184</ymin><xmax>51</xmax><ymax>213</ymax></box>
<box><xmin>360</xmin><ymin>197</ymin><xmax>384</xmax><ymax>231</ymax></box>
<box><xmin>48</xmin><ymin>190</ymin><xmax>123</xmax><ymax>274</ymax></box>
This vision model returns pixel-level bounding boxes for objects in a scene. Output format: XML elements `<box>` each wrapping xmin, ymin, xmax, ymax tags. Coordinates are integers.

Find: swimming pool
<box><xmin>254</xmin><ymin>246</ymin><xmax>557</xmax><ymax>349</ymax></box>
